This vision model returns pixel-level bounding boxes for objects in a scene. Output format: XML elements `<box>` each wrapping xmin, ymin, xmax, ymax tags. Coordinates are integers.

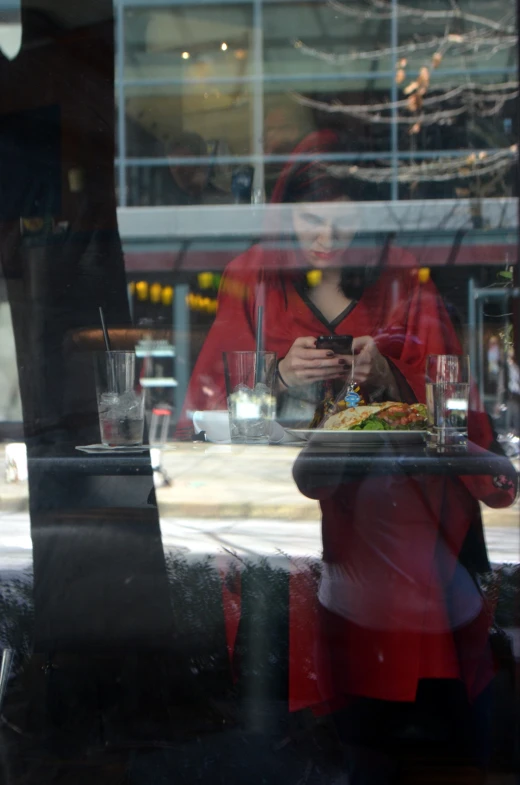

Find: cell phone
<box><xmin>316</xmin><ymin>335</ymin><xmax>353</xmax><ymax>355</ymax></box>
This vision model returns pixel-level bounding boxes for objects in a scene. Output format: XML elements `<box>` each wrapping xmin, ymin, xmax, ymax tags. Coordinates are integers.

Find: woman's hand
<box><xmin>277</xmin><ymin>337</ymin><xmax>347</xmax><ymax>388</ymax></box>
<box><xmin>344</xmin><ymin>336</ymin><xmax>398</xmax><ymax>398</ymax></box>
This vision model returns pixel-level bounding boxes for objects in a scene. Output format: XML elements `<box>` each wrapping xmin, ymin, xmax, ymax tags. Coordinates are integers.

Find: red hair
<box><xmin>270</xmin><ymin>129</ymin><xmax>347</xmax><ymax>205</ymax></box>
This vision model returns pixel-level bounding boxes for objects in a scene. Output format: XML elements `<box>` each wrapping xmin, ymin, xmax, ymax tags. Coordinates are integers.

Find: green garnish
<box><xmin>350</xmin><ymin>407</ymin><xmax>427</xmax><ymax>431</ymax></box>
<box><xmin>351</xmin><ymin>415</ymin><xmax>388</xmax><ymax>431</ymax></box>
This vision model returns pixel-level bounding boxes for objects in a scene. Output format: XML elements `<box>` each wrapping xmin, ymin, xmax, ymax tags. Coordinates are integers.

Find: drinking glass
<box><xmin>425</xmin><ymin>355</ymin><xmax>470</xmax><ymax>451</ymax></box>
<box><xmin>223</xmin><ymin>351</ymin><xmax>277</xmax><ymax>444</ymax></box>
<box><xmin>95</xmin><ymin>351</ymin><xmax>145</xmax><ymax>446</ymax></box>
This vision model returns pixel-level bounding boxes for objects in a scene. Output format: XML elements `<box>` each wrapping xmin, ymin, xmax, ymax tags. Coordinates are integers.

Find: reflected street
<box><xmin>0</xmin><ymin>509</ymin><xmax>518</xmax><ymax>569</ymax></box>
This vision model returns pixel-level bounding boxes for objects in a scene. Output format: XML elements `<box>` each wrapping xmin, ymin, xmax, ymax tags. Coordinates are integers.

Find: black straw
<box><xmin>223</xmin><ymin>352</ymin><xmax>231</xmax><ymax>400</ymax></box>
<box><xmin>99</xmin><ymin>306</ymin><xmax>112</xmax><ymax>352</ymax></box>
<box><xmin>99</xmin><ymin>306</ymin><xmax>117</xmax><ymax>391</ymax></box>
<box><xmin>254</xmin><ymin>305</ymin><xmax>264</xmax><ymax>385</ymax></box>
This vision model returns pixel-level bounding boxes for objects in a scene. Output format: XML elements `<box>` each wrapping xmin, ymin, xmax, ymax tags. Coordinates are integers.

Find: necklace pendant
<box><xmin>345</xmin><ymin>385</ymin><xmax>361</xmax><ymax>407</ymax></box>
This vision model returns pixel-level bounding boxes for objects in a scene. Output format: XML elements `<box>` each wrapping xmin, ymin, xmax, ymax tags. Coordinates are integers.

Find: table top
<box><xmin>25</xmin><ymin>440</ymin><xmax>517</xmax><ymax>479</ymax></box>
<box><xmin>28</xmin><ymin>449</ymin><xmax>153</xmax><ymax>476</ymax></box>
<box><xmin>192</xmin><ymin>425</ymin><xmax>515</xmax><ymax>473</ymax></box>
<box><xmin>292</xmin><ymin>441</ymin><xmax>516</xmax><ymax>477</ymax></box>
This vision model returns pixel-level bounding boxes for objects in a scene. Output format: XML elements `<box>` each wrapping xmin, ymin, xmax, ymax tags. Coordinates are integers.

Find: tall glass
<box><xmin>95</xmin><ymin>351</ymin><xmax>145</xmax><ymax>446</ymax></box>
<box><xmin>223</xmin><ymin>351</ymin><xmax>277</xmax><ymax>444</ymax></box>
<box><xmin>425</xmin><ymin>355</ymin><xmax>470</xmax><ymax>451</ymax></box>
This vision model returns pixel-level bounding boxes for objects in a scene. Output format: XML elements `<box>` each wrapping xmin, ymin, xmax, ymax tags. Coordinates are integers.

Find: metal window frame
<box><xmin>114</xmin><ymin>0</ymin><xmax>517</xmax><ymax>204</ymax></box>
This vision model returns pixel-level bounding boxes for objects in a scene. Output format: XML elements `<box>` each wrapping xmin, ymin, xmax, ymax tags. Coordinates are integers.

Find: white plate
<box><xmin>284</xmin><ymin>429</ymin><xmax>427</xmax><ymax>445</ymax></box>
<box><xmin>75</xmin><ymin>444</ymin><xmax>150</xmax><ymax>454</ymax></box>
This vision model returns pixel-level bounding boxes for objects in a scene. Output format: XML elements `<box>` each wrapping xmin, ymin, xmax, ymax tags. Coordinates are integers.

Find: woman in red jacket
<box><xmin>179</xmin><ymin>130</ymin><xmax>516</xmax><ymax>779</ymax></box>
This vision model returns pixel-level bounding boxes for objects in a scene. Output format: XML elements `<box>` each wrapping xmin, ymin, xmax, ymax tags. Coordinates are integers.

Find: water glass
<box><xmin>95</xmin><ymin>351</ymin><xmax>145</xmax><ymax>446</ymax></box>
<box><xmin>425</xmin><ymin>355</ymin><xmax>470</xmax><ymax>451</ymax></box>
<box><xmin>223</xmin><ymin>351</ymin><xmax>277</xmax><ymax>444</ymax></box>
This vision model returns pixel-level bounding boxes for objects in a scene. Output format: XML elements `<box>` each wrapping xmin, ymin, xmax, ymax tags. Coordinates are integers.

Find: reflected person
<box><xmin>164</xmin><ymin>131</ymin><xmax>227</xmax><ymax>206</ymax></box>
<box><xmin>178</xmin><ymin>130</ymin><xmax>517</xmax><ymax>781</ymax></box>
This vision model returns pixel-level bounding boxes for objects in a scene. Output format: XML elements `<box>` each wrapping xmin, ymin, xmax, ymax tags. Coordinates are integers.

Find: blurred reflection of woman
<box><xmin>177</xmin><ymin>129</ymin><xmax>408</xmax><ymax>430</ymax></box>
<box><xmin>178</xmin><ymin>130</ymin><xmax>516</xmax><ymax>779</ymax></box>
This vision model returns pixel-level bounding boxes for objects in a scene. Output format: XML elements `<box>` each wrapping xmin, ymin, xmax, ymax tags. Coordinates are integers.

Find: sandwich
<box><xmin>323</xmin><ymin>402</ymin><xmax>428</xmax><ymax>431</ymax></box>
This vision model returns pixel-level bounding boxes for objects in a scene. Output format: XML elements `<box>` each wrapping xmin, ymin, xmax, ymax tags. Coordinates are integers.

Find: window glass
<box><xmin>121</xmin><ymin>4</ymin><xmax>253</xmax><ymax>205</ymax></box>
<box><xmin>0</xmin><ymin>1</ymin><xmax>519</xmax><ymax>782</ymax></box>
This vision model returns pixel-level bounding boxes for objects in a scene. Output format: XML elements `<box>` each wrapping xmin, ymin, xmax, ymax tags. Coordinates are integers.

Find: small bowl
<box><xmin>192</xmin><ymin>410</ymin><xmax>231</xmax><ymax>443</ymax></box>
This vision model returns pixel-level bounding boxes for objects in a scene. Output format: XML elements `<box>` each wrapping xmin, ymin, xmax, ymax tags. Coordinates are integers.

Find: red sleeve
<box><xmin>175</xmin><ymin>254</ymin><xmax>259</xmax><ymax>438</ymax></box>
<box><xmin>460</xmin><ymin>411</ymin><xmax>517</xmax><ymax>509</ymax></box>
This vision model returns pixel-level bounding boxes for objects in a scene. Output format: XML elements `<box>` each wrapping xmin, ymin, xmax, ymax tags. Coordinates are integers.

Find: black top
<box><xmin>292</xmin><ymin>275</ymin><xmax>358</xmax><ymax>333</ymax></box>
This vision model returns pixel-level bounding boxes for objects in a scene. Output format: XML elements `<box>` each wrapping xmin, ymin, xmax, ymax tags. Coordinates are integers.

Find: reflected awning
<box><xmin>119</xmin><ymin>198</ymin><xmax>517</xmax><ymax>273</ymax></box>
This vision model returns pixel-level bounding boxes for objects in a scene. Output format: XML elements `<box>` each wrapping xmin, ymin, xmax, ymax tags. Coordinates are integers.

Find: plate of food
<box><xmin>285</xmin><ymin>402</ymin><xmax>428</xmax><ymax>445</ymax></box>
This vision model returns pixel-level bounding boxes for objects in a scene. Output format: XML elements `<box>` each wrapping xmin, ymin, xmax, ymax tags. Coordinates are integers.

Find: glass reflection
<box><xmin>180</xmin><ymin>127</ymin><xmax>518</xmax><ymax>777</ymax></box>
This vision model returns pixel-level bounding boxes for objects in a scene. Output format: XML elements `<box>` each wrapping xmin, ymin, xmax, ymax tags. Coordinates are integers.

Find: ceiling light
<box><xmin>220</xmin><ymin>42</ymin><xmax>228</xmax><ymax>51</ymax></box>
<box><xmin>181</xmin><ymin>51</ymin><xmax>190</xmax><ymax>60</ymax></box>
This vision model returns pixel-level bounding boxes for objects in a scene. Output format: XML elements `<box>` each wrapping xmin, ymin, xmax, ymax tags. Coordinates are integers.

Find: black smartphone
<box><xmin>316</xmin><ymin>335</ymin><xmax>353</xmax><ymax>355</ymax></box>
